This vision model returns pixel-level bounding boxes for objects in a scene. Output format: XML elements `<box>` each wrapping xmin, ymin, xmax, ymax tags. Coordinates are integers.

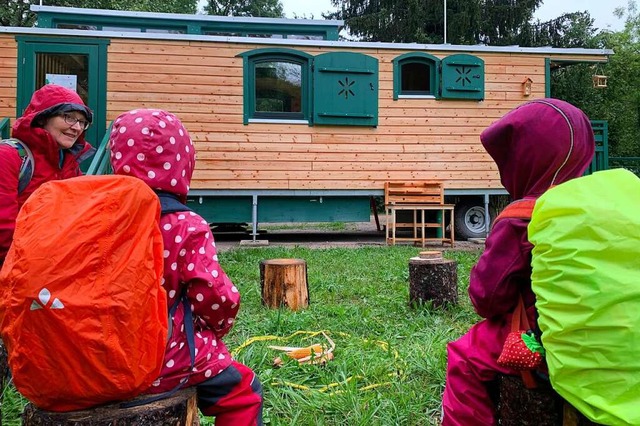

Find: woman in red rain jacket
<box><xmin>0</xmin><ymin>84</ymin><xmax>93</xmax><ymax>267</ymax></box>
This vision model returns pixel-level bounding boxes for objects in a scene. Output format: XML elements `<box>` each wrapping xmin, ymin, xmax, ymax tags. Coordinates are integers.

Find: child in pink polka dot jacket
<box><xmin>109</xmin><ymin>109</ymin><xmax>263</xmax><ymax>426</ymax></box>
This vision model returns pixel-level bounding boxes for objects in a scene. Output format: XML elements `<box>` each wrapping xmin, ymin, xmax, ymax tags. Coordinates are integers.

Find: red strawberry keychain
<box><xmin>497</xmin><ymin>294</ymin><xmax>546</xmax><ymax>388</ymax></box>
<box><xmin>497</xmin><ymin>329</ymin><xmax>545</xmax><ymax>370</ymax></box>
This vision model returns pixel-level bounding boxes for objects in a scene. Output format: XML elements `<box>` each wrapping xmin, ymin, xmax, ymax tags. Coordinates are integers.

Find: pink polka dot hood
<box><xmin>109</xmin><ymin>109</ymin><xmax>195</xmax><ymax>202</ymax></box>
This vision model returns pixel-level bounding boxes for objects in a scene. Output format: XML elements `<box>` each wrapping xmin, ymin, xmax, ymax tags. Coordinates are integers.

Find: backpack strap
<box><xmin>157</xmin><ymin>190</ymin><xmax>194</xmax><ymax>361</ymax></box>
<box><xmin>495</xmin><ymin>198</ymin><xmax>536</xmax><ymax>222</ymax></box>
<box><xmin>120</xmin><ymin>194</ymin><xmax>195</xmax><ymax>409</ymax></box>
<box><xmin>1</xmin><ymin>138</ymin><xmax>34</xmax><ymax>195</ymax></box>
<box><xmin>157</xmin><ymin>191</ymin><xmax>192</xmax><ymax>215</ymax></box>
<box><xmin>496</xmin><ymin>198</ymin><xmax>539</xmax><ymax>389</ymax></box>
<box><xmin>120</xmin><ymin>287</ymin><xmax>196</xmax><ymax>408</ymax></box>
<box><xmin>511</xmin><ymin>296</ymin><xmax>538</xmax><ymax>389</ymax></box>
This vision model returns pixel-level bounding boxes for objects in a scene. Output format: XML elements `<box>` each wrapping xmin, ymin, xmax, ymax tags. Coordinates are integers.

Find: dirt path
<box><xmin>213</xmin><ymin>217</ymin><xmax>485</xmax><ymax>252</ymax></box>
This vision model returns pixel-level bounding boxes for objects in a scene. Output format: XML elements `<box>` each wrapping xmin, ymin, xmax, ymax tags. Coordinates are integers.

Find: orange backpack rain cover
<box><xmin>0</xmin><ymin>175</ymin><xmax>167</xmax><ymax>411</ymax></box>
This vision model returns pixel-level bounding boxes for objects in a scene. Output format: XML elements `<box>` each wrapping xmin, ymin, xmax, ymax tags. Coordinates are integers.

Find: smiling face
<box><xmin>42</xmin><ymin>112</ymin><xmax>88</xmax><ymax>149</ymax></box>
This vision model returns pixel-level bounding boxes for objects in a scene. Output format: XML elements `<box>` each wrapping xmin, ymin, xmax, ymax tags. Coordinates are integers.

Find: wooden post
<box><xmin>408</xmin><ymin>251</ymin><xmax>457</xmax><ymax>307</ymax></box>
<box><xmin>497</xmin><ymin>374</ymin><xmax>599</xmax><ymax>426</ymax></box>
<box><xmin>260</xmin><ymin>258</ymin><xmax>309</xmax><ymax>310</ymax></box>
<box><xmin>22</xmin><ymin>388</ymin><xmax>199</xmax><ymax>426</ymax></box>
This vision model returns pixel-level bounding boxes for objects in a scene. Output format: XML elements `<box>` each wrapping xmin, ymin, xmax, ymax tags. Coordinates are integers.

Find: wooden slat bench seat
<box><xmin>22</xmin><ymin>388</ymin><xmax>200</xmax><ymax>425</ymax></box>
<box><xmin>384</xmin><ymin>181</ymin><xmax>454</xmax><ymax>247</ymax></box>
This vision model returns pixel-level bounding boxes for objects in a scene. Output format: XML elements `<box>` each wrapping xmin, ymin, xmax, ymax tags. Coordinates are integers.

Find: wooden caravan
<box><xmin>0</xmin><ymin>6</ymin><xmax>613</xmax><ymax>240</ymax></box>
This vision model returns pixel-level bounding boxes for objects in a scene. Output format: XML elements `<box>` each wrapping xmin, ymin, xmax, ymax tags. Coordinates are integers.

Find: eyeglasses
<box><xmin>62</xmin><ymin>113</ymin><xmax>90</xmax><ymax>130</ymax></box>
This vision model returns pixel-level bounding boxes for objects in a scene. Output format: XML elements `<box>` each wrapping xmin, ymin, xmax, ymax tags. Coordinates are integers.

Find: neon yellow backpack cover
<box><xmin>528</xmin><ymin>168</ymin><xmax>640</xmax><ymax>425</ymax></box>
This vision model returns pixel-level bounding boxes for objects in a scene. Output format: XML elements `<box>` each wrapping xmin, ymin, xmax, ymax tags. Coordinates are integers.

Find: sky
<box><xmin>279</xmin><ymin>0</ymin><xmax>628</xmax><ymax>31</ymax></box>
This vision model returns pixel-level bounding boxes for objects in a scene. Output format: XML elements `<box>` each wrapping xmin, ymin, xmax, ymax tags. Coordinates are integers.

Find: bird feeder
<box><xmin>592</xmin><ymin>74</ymin><xmax>608</xmax><ymax>88</ymax></box>
<box><xmin>522</xmin><ymin>77</ymin><xmax>533</xmax><ymax>96</ymax></box>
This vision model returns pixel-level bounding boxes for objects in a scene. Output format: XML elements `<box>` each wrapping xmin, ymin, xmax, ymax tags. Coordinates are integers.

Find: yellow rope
<box><xmin>233</xmin><ymin>330</ymin><xmax>405</xmax><ymax>394</ymax></box>
<box><xmin>232</xmin><ymin>330</ymin><xmax>347</xmax><ymax>357</ymax></box>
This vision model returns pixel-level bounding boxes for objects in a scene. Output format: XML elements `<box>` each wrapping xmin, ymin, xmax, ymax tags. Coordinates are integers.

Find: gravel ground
<box><xmin>213</xmin><ymin>216</ymin><xmax>486</xmax><ymax>252</ymax></box>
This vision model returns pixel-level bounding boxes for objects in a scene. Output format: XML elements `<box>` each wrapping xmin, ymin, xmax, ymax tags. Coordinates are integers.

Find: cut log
<box><xmin>497</xmin><ymin>374</ymin><xmax>600</xmax><ymax>426</ymax></box>
<box><xmin>408</xmin><ymin>251</ymin><xmax>457</xmax><ymax>307</ymax></box>
<box><xmin>22</xmin><ymin>387</ymin><xmax>200</xmax><ymax>426</ymax></box>
<box><xmin>260</xmin><ymin>258</ymin><xmax>309</xmax><ymax>310</ymax></box>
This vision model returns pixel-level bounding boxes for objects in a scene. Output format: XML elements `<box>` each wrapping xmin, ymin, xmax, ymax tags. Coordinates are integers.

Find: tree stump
<box><xmin>497</xmin><ymin>374</ymin><xmax>600</xmax><ymax>426</ymax></box>
<box><xmin>408</xmin><ymin>251</ymin><xmax>457</xmax><ymax>308</ymax></box>
<box><xmin>260</xmin><ymin>258</ymin><xmax>309</xmax><ymax>310</ymax></box>
<box><xmin>22</xmin><ymin>387</ymin><xmax>200</xmax><ymax>426</ymax></box>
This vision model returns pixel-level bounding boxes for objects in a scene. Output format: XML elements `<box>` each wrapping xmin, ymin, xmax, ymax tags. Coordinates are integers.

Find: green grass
<box><xmin>1</xmin><ymin>246</ymin><xmax>481</xmax><ymax>425</ymax></box>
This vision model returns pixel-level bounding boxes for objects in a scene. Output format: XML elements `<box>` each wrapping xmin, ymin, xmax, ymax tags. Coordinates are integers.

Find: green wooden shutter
<box><xmin>441</xmin><ymin>54</ymin><xmax>484</xmax><ymax>100</ymax></box>
<box><xmin>313</xmin><ymin>52</ymin><xmax>378</xmax><ymax>126</ymax></box>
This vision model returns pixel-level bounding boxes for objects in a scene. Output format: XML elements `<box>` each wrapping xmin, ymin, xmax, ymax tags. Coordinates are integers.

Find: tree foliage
<box><xmin>524</xmin><ymin>11</ymin><xmax>599</xmax><ymax>48</ymax></box>
<box><xmin>544</xmin><ymin>4</ymin><xmax>640</xmax><ymax>157</ymax></box>
<box><xmin>0</xmin><ymin>0</ymin><xmax>198</xmax><ymax>27</ymax></box>
<box><xmin>326</xmin><ymin>0</ymin><xmax>542</xmax><ymax>44</ymax></box>
<box><xmin>203</xmin><ymin>0</ymin><xmax>283</xmax><ymax>18</ymax></box>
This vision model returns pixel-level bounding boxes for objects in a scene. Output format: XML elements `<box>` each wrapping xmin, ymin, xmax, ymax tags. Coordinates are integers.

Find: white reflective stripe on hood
<box><xmin>532</xmin><ymin>99</ymin><xmax>575</xmax><ymax>187</ymax></box>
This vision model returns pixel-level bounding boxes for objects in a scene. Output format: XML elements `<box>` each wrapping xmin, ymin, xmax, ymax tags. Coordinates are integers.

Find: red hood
<box><xmin>12</xmin><ymin>84</ymin><xmax>93</xmax><ymax>159</ymax></box>
<box><xmin>480</xmin><ymin>98</ymin><xmax>595</xmax><ymax>200</ymax></box>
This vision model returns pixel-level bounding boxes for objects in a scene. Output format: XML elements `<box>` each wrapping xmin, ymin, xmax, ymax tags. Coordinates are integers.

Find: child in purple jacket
<box><xmin>109</xmin><ymin>109</ymin><xmax>262</xmax><ymax>426</ymax></box>
<box><xmin>441</xmin><ymin>99</ymin><xmax>595</xmax><ymax>425</ymax></box>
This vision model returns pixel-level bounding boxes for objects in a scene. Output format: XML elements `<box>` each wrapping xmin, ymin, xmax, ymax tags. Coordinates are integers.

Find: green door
<box><xmin>16</xmin><ymin>36</ymin><xmax>109</xmax><ymax>164</ymax></box>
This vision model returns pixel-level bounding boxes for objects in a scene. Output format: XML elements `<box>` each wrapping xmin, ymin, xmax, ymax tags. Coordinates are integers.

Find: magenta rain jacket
<box><xmin>109</xmin><ymin>109</ymin><xmax>239</xmax><ymax>393</ymax></box>
<box><xmin>469</xmin><ymin>98</ymin><xmax>596</xmax><ymax>320</ymax></box>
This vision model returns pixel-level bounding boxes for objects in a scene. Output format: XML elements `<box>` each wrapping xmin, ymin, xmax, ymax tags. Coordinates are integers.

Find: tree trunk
<box><xmin>497</xmin><ymin>375</ymin><xmax>599</xmax><ymax>426</ymax></box>
<box><xmin>22</xmin><ymin>388</ymin><xmax>200</xmax><ymax>426</ymax></box>
<box><xmin>408</xmin><ymin>251</ymin><xmax>457</xmax><ymax>308</ymax></box>
<box><xmin>260</xmin><ymin>258</ymin><xmax>309</xmax><ymax>310</ymax></box>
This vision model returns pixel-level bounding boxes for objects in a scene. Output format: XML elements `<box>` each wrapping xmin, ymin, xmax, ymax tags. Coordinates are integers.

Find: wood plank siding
<box><xmin>0</xmin><ymin>36</ymin><xmax>17</xmax><ymax>119</ymax></box>
<box><xmin>0</xmin><ymin>33</ymin><xmax>608</xmax><ymax>193</ymax></box>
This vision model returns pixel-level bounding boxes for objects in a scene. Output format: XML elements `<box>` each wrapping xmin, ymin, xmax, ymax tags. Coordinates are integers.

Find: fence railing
<box><xmin>609</xmin><ymin>157</ymin><xmax>640</xmax><ymax>176</ymax></box>
<box><xmin>588</xmin><ymin>120</ymin><xmax>609</xmax><ymax>174</ymax></box>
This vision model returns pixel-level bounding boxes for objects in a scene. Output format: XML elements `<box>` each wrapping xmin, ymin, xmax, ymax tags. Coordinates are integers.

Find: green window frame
<box><xmin>393</xmin><ymin>52</ymin><xmax>441</xmax><ymax>100</ymax></box>
<box><xmin>237</xmin><ymin>48</ymin><xmax>313</xmax><ymax>125</ymax></box>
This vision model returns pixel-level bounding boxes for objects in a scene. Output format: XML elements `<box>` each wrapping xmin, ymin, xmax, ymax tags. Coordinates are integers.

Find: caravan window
<box><xmin>254</xmin><ymin>60</ymin><xmax>303</xmax><ymax>118</ymax></box>
<box><xmin>238</xmin><ymin>48</ymin><xmax>313</xmax><ymax>124</ymax></box>
<box><xmin>392</xmin><ymin>52</ymin><xmax>441</xmax><ymax>100</ymax></box>
<box><xmin>401</xmin><ymin>62</ymin><xmax>432</xmax><ymax>94</ymax></box>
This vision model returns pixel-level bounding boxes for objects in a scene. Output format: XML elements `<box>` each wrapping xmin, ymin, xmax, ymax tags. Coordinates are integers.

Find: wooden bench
<box><xmin>22</xmin><ymin>388</ymin><xmax>200</xmax><ymax>425</ymax></box>
<box><xmin>384</xmin><ymin>181</ymin><xmax>454</xmax><ymax>247</ymax></box>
